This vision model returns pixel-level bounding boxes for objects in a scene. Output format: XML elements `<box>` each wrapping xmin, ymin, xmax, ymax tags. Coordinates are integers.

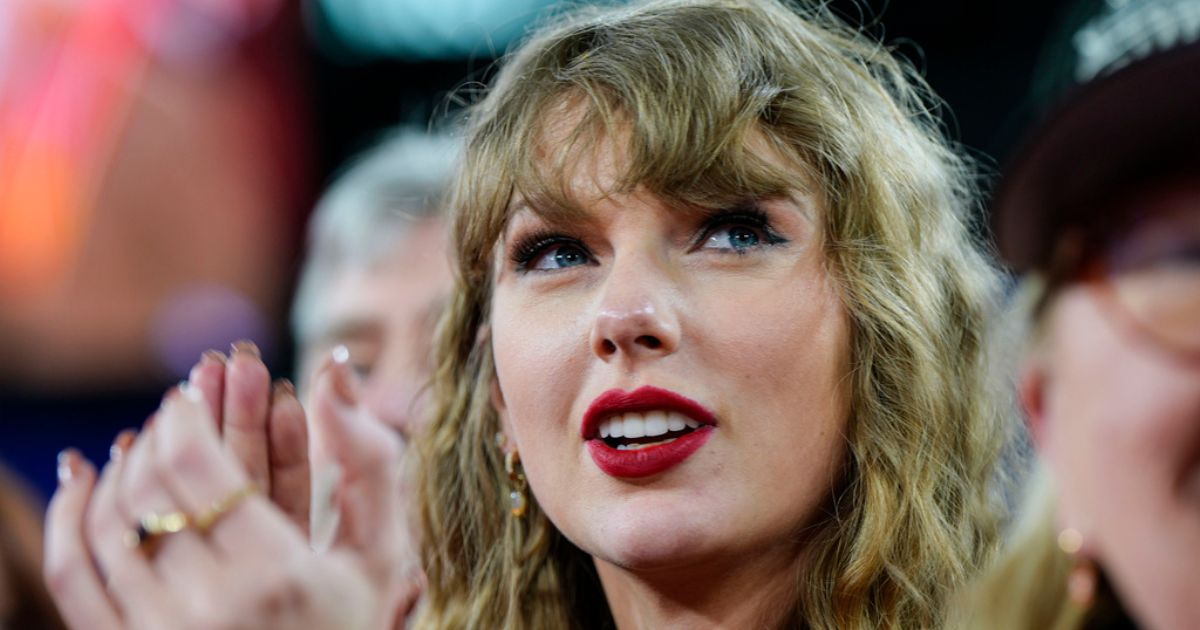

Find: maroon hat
<box><xmin>992</xmin><ymin>2</ymin><xmax>1200</xmax><ymax>272</ymax></box>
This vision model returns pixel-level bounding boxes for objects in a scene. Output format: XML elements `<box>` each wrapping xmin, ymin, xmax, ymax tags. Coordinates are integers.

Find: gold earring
<box><xmin>1058</xmin><ymin>528</ymin><xmax>1097</xmax><ymax>609</ymax></box>
<box><xmin>505</xmin><ymin>449</ymin><xmax>527</xmax><ymax>518</ymax></box>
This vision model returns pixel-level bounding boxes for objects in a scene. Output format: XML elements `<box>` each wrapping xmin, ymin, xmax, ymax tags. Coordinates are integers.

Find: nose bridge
<box><xmin>590</xmin><ymin>245</ymin><xmax>681</xmax><ymax>360</ymax></box>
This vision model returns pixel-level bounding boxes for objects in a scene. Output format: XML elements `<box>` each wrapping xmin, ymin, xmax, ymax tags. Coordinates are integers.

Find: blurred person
<box><xmin>41</xmin><ymin>1</ymin><xmax>1017</xmax><ymax>628</ymax></box>
<box><xmin>291</xmin><ymin>127</ymin><xmax>455</xmax><ymax>586</ymax></box>
<box><xmin>0</xmin><ymin>462</ymin><xmax>64</xmax><ymax>629</ymax></box>
<box><xmin>292</xmin><ymin>127</ymin><xmax>456</xmax><ymax>440</ymax></box>
<box><xmin>41</xmin><ymin>127</ymin><xmax>458</xmax><ymax>629</ymax></box>
<box><xmin>961</xmin><ymin>0</ymin><xmax>1200</xmax><ymax>627</ymax></box>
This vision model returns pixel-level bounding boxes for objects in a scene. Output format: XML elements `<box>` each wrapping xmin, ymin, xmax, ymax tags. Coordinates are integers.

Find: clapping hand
<box><xmin>44</xmin><ymin>344</ymin><xmax>419</xmax><ymax>629</ymax></box>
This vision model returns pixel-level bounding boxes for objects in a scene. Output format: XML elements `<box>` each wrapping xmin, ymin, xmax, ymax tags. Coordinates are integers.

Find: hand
<box><xmin>306</xmin><ymin>350</ymin><xmax>423</xmax><ymax>624</ymax></box>
<box><xmin>43</xmin><ymin>352</ymin><xmax>415</xmax><ymax>629</ymax></box>
<box><xmin>187</xmin><ymin>343</ymin><xmax>310</xmax><ymax>536</ymax></box>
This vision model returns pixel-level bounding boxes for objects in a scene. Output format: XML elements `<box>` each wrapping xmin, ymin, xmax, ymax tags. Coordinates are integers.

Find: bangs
<box><xmin>507</xmin><ymin>87</ymin><xmax>815</xmax><ymax>224</ymax></box>
<box><xmin>467</xmin><ymin>1</ymin><xmax>834</xmax><ymax>230</ymax></box>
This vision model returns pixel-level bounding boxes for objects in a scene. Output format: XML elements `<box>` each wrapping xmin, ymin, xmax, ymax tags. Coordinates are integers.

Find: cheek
<box><xmin>691</xmin><ymin>267</ymin><xmax>848</xmax><ymax>403</ymax></box>
<box><xmin>490</xmin><ymin>291</ymin><xmax>591</xmax><ymax>442</ymax></box>
<box><xmin>1046</xmin><ymin>293</ymin><xmax>1200</xmax><ymax>524</ymax></box>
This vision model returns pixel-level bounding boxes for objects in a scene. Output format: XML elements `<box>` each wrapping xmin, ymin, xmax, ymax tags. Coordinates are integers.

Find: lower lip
<box><xmin>586</xmin><ymin>426</ymin><xmax>714</xmax><ymax>478</ymax></box>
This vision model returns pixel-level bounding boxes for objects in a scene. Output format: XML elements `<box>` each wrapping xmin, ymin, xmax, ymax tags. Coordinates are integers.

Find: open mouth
<box><xmin>597</xmin><ymin>411</ymin><xmax>702</xmax><ymax>450</ymax></box>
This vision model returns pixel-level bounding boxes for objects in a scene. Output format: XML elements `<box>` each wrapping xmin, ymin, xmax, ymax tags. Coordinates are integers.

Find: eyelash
<box><xmin>510</xmin><ymin>232</ymin><xmax>588</xmax><ymax>272</ymax></box>
<box><xmin>507</xmin><ymin>204</ymin><xmax>788</xmax><ymax>272</ymax></box>
<box><xmin>692</xmin><ymin>205</ymin><xmax>788</xmax><ymax>251</ymax></box>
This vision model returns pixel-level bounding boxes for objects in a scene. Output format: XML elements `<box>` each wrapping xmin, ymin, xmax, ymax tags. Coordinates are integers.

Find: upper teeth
<box><xmin>598</xmin><ymin>411</ymin><xmax>699</xmax><ymax>439</ymax></box>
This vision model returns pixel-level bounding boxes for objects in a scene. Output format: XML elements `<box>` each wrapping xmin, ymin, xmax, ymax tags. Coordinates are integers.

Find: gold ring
<box><xmin>123</xmin><ymin>510</ymin><xmax>190</xmax><ymax>552</ymax></box>
<box><xmin>193</xmin><ymin>484</ymin><xmax>258</xmax><ymax>532</ymax></box>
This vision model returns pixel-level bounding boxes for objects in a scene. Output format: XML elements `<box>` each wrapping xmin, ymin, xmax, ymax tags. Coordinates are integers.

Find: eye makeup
<box><xmin>509</xmin><ymin>230</ymin><xmax>592</xmax><ymax>272</ymax></box>
<box><xmin>690</xmin><ymin>202</ymin><xmax>790</xmax><ymax>251</ymax></box>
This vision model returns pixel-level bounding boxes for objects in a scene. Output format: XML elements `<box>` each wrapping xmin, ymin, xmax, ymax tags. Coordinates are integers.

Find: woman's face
<box><xmin>489</xmin><ymin>132</ymin><xmax>851</xmax><ymax>578</ymax></box>
<box><xmin>1032</xmin><ymin>179</ymin><xmax>1200</xmax><ymax>629</ymax></box>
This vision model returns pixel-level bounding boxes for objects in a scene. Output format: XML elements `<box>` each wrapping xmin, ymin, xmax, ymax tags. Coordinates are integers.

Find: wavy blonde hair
<box><xmin>417</xmin><ymin>1</ymin><xmax>1013</xmax><ymax>627</ymax></box>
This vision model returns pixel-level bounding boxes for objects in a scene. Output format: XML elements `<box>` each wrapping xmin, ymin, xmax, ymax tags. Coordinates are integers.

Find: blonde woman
<box><xmin>44</xmin><ymin>1</ymin><xmax>1012</xmax><ymax>628</ymax></box>
<box><xmin>420</xmin><ymin>0</ymin><xmax>1013</xmax><ymax>627</ymax></box>
<box><xmin>961</xmin><ymin>2</ymin><xmax>1200</xmax><ymax>628</ymax></box>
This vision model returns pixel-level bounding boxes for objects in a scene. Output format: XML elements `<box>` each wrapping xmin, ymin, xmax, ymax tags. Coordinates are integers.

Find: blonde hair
<box><xmin>952</xmin><ymin>469</ymin><xmax>1084</xmax><ymax>630</ymax></box>
<box><xmin>418</xmin><ymin>1</ymin><xmax>1014</xmax><ymax>627</ymax></box>
<box><xmin>951</xmin><ymin>278</ymin><xmax>1104</xmax><ymax>630</ymax></box>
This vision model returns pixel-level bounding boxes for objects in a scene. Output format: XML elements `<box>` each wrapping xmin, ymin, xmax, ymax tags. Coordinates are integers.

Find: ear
<box><xmin>1019</xmin><ymin>357</ymin><xmax>1050</xmax><ymax>451</ymax></box>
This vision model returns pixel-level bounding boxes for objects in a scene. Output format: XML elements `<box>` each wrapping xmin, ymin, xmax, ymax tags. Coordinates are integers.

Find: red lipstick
<box><xmin>582</xmin><ymin>386</ymin><xmax>717</xmax><ymax>478</ymax></box>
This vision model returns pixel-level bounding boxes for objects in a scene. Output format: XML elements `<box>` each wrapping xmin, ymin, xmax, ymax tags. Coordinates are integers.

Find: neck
<box><xmin>595</xmin><ymin>542</ymin><xmax>804</xmax><ymax>629</ymax></box>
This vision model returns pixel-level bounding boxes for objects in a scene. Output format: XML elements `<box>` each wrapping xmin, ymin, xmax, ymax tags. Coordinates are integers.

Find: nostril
<box><xmin>636</xmin><ymin>335</ymin><xmax>662</xmax><ymax>349</ymax></box>
<box><xmin>602</xmin><ymin>339</ymin><xmax>618</xmax><ymax>354</ymax></box>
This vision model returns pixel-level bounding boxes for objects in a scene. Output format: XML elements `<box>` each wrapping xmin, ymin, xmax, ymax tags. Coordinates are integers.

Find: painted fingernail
<box><xmin>180</xmin><ymin>379</ymin><xmax>205</xmax><ymax>403</ymax></box>
<box><xmin>202</xmin><ymin>349</ymin><xmax>227</xmax><ymax>365</ymax></box>
<box><xmin>110</xmin><ymin>430</ymin><xmax>136</xmax><ymax>462</ymax></box>
<box><xmin>57</xmin><ymin>449</ymin><xmax>80</xmax><ymax>484</ymax></box>
<box><xmin>231</xmin><ymin>339</ymin><xmax>261</xmax><ymax>359</ymax></box>
<box><xmin>328</xmin><ymin>348</ymin><xmax>359</xmax><ymax>405</ymax></box>
<box><xmin>272</xmin><ymin>378</ymin><xmax>297</xmax><ymax>401</ymax></box>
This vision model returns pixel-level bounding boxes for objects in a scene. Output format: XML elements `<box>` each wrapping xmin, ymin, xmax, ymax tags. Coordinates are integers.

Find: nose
<box><xmin>589</xmin><ymin>253</ymin><xmax>681</xmax><ymax>363</ymax></box>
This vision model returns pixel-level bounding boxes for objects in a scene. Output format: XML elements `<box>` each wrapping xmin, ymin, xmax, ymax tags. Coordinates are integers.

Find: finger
<box><xmin>115</xmin><ymin>421</ymin><xmax>221</xmax><ymax>591</ymax></box>
<box><xmin>267</xmin><ymin>379</ymin><xmax>311</xmax><ymax>535</ymax></box>
<box><xmin>44</xmin><ymin>449</ymin><xmax>122</xmax><ymax>630</ymax></box>
<box><xmin>188</xmin><ymin>350</ymin><xmax>227</xmax><ymax>431</ymax></box>
<box><xmin>222</xmin><ymin>340</ymin><xmax>272</xmax><ymax>491</ymax></box>
<box><xmin>154</xmin><ymin>383</ymin><xmax>306</xmax><ymax>559</ymax></box>
<box><xmin>309</xmin><ymin>352</ymin><xmax>407</xmax><ymax>569</ymax></box>
<box><xmin>85</xmin><ymin>433</ymin><xmax>176</xmax><ymax>628</ymax></box>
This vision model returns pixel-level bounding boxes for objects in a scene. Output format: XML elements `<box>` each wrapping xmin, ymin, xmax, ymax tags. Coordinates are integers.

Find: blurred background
<box><xmin>1</xmin><ymin>0</ymin><xmax>1072</xmax><ymax>503</ymax></box>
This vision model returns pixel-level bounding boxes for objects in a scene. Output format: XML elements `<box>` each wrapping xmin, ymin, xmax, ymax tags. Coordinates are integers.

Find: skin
<box><xmin>1023</xmin><ymin>180</ymin><xmax>1200</xmax><ymax>630</ymax></box>
<box><xmin>44</xmin><ymin>350</ymin><xmax>413</xmax><ymax>629</ymax></box>
<box><xmin>490</xmin><ymin>131</ymin><xmax>851</xmax><ymax>628</ymax></box>
<box><xmin>296</xmin><ymin>216</ymin><xmax>449</xmax><ymax>594</ymax></box>
<box><xmin>297</xmin><ymin>217</ymin><xmax>451</xmax><ymax>444</ymax></box>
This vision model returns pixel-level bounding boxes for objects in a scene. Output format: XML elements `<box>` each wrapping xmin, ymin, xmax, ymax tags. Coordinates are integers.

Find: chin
<box><xmin>580</xmin><ymin>494</ymin><xmax>725</xmax><ymax>571</ymax></box>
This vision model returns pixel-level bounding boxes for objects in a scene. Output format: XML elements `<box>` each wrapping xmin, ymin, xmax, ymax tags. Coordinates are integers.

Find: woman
<box><xmin>45</xmin><ymin>1</ymin><xmax>1012</xmax><ymax>628</ymax></box>
<box><xmin>962</xmin><ymin>6</ymin><xmax>1200</xmax><ymax>628</ymax></box>
<box><xmin>419</xmin><ymin>0</ymin><xmax>1011</xmax><ymax>627</ymax></box>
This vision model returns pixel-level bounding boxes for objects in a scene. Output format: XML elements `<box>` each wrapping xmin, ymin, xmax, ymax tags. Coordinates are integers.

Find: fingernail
<box><xmin>272</xmin><ymin>378</ymin><xmax>297</xmax><ymax>401</ymax></box>
<box><xmin>331</xmin><ymin>348</ymin><xmax>357</xmax><ymax>403</ymax></box>
<box><xmin>110</xmin><ymin>430</ymin><xmax>136</xmax><ymax>462</ymax></box>
<box><xmin>57</xmin><ymin>449</ymin><xmax>80</xmax><ymax>484</ymax></box>
<box><xmin>231</xmin><ymin>340</ymin><xmax>261</xmax><ymax>359</ymax></box>
<box><xmin>180</xmin><ymin>379</ymin><xmax>205</xmax><ymax>403</ymax></box>
<box><xmin>202</xmin><ymin>349</ymin><xmax>227</xmax><ymax>365</ymax></box>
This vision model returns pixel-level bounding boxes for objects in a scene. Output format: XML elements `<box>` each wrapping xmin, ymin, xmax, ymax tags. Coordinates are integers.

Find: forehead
<box><xmin>312</xmin><ymin>221</ymin><xmax>451</xmax><ymax>335</ymax></box>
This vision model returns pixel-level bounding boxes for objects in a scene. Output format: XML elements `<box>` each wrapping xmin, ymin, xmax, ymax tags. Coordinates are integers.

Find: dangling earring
<box><xmin>505</xmin><ymin>449</ymin><xmax>528</xmax><ymax>518</ymax></box>
<box><xmin>1058</xmin><ymin>528</ymin><xmax>1097</xmax><ymax>610</ymax></box>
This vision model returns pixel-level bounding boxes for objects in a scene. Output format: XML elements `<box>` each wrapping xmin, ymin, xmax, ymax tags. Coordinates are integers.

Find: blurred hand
<box><xmin>43</xmin><ymin>348</ymin><xmax>418</xmax><ymax>629</ymax></box>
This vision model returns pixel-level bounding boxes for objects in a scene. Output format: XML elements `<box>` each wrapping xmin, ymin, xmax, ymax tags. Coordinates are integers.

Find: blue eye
<box><xmin>511</xmin><ymin>233</ymin><xmax>593</xmax><ymax>272</ymax></box>
<box><xmin>695</xmin><ymin>205</ymin><xmax>786</xmax><ymax>254</ymax></box>
<box><xmin>532</xmin><ymin>242</ymin><xmax>592</xmax><ymax>270</ymax></box>
<box><xmin>702</xmin><ymin>224</ymin><xmax>765</xmax><ymax>252</ymax></box>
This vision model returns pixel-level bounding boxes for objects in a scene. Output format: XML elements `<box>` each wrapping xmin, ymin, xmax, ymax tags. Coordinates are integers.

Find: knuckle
<box><xmin>158</xmin><ymin>438</ymin><xmax>210</xmax><ymax>480</ymax></box>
